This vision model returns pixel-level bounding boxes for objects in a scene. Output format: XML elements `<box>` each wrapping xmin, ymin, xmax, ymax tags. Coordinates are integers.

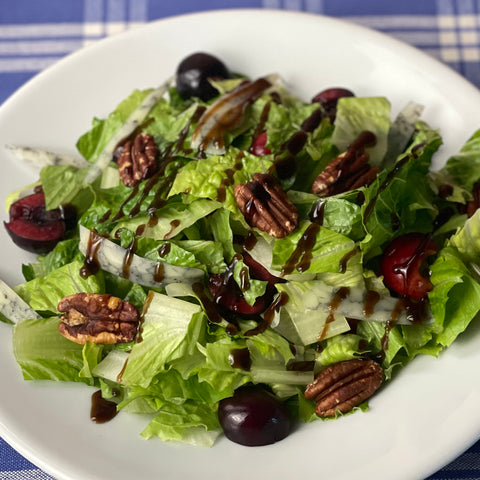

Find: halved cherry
<box><xmin>241</xmin><ymin>251</ymin><xmax>284</xmax><ymax>285</ymax></box>
<box><xmin>380</xmin><ymin>233</ymin><xmax>437</xmax><ymax>301</ymax></box>
<box><xmin>4</xmin><ymin>192</ymin><xmax>74</xmax><ymax>254</ymax></box>
<box><xmin>209</xmin><ymin>273</ymin><xmax>275</xmax><ymax>317</ymax></box>
<box><xmin>251</xmin><ymin>132</ymin><xmax>272</xmax><ymax>156</ymax></box>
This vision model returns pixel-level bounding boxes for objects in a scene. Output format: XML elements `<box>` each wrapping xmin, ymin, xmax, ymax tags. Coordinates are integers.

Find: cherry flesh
<box><xmin>251</xmin><ymin>132</ymin><xmax>272</xmax><ymax>156</ymax></box>
<box><xmin>208</xmin><ymin>252</ymin><xmax>283</xmax><ymax>317</ymax></box>
<box><xmin>218</xmin><ymin>385</ymin><xmax>291</xmax><ymax>446</ymax></box>
<box><xmin>208</xmin><ymin>272</ymin><xmax>275</xmax><ymax>317</ymax></box>
<box><xmin>380</xmin><ymin>233</ymin><xmax>437</xmax><ymax>301</ymax></box>
<box><xmin>5</xmin><ymin>192</ymin><xmax>75</xmax><ymax>254</ymax></box>
<box><xmin>176</xmin><ymin>52</ymin><xmax>230</xmax><ymax>102</ymax></box>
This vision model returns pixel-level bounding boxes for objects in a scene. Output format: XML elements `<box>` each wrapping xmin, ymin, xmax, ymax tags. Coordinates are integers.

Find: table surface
<box><xmin>1</xmin><ymin>1</ymin><xmax>480</xmax><ymax>479</ymax></box>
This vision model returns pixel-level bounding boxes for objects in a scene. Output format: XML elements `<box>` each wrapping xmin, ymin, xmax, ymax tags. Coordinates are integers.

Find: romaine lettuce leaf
<box><xmin>13</xmin><ymin>316</ymin><xmax>93</xmax><ymax>384</ymax></box>
<box><xmin>14</xmin><ymin>260</ymin><xmax>103</xmax><ymax>313</ymax></box>
<box><xmin>121</xmin><ymin>291</ymin><xmax>203</xmax><ymax>388</ymax></box>
<box><xmin>429</xmin><ymin>209</ymin><xmax>480</xmax><ymax>346</ymax></box>
<box><xmin>332</xmin><ymin>97</ymin><xmax>391</xmax><ymax>166</ymax></box>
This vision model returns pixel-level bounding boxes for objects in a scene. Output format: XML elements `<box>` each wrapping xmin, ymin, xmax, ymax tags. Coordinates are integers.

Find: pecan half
<box><xmin>117</xmin><ymin>133</ymin><xmax>158</xmax><ymax>187</ymax></box>
<box><xmin>234</xmin><ymin>173</ymin><xmax>298</xmax><ymax>238</ymax></box>
<box><xmin>57</xmin><ymin>293</ymin><xmax>140</xmax><ymax>344</ymax></box>
<box><xmin>312</xmin><ymin>131</ymin><xmax>379</xmax><ymax>197</ymax></box>
<box><xmin>304</xmin><ymin>359</ymin><xmax>383</xmax><ymax>417</ymax></box>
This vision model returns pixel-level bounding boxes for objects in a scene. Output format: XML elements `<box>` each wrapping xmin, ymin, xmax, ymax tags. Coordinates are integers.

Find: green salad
<box><xmin>2</xmin><ymin>52</ymin><xmax>480</xmax><ymax>447</ymax></box>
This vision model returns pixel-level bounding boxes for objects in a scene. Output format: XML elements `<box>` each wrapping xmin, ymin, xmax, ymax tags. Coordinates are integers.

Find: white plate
<box><xmin>1</xmin><ymin>9</ymin><xmax>480</xmax><ymax>480</ymax></box>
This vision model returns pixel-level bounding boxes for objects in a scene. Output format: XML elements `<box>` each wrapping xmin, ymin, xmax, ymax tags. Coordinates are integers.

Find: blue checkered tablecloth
<box><xmin>1</xmin><ymin>1</ymin><xmax>480</xmax><ymax>479</ymax></box>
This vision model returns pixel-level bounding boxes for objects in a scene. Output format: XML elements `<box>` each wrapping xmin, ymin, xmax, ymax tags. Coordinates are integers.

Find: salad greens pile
<box><xmin>3</xmin><ymin>67</ymin><xmax>480</xmax><ymax>447</ymax></box>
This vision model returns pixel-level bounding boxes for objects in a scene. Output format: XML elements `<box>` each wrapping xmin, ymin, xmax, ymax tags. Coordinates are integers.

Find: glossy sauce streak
<box><xmin>98</xmin><ymin>209</ymin><xmax>112</xmax><ymax>224</ymax></box>
<box><xmin>113</xmin><ymin>117</ymin><xmax>155</xmax><ymax>152</ymax></box>
<box><xmin>192</xmin><ymin>282</ymin><xmax>224</xmax><ymax>324</ymax></box>
<box><xmin>158</xmin><ymin>243</ymin><xmax>171</xmax><ymax>257</ymax></box>
<box><xmin>116</xmin><ymin>358</ymin><xmax>128</xmax><ymax>383</ymax></box>
<box><xmin>153</xmin><ymin>262</ymin><xmax>164</xmax><ymax>283</ymax></box>
<box><xmin>238</xmin><ymin>266</ymin><xmax>250</xmax><ymax>292</ymax></box>
<box><xmin>318</xmin><ymin>287</ymin><xmax>350</xmax><ymax>342</ymax></box>
<box><xmin>80</xmin><ymin>229</ymin><xmax>106</xmax><ymax>278</ymax></box>
<box><xmin>392</xmin><ymin>235</ymin><xmax>433</xmax><ymax>294</ymax></box>
<box><xmin>90</xmin><ymin>390</ymin><xmax>118</xmax><ymax>424</ymax></box>
<box><xmin>269</xmin><ymin>107</ymin><xmax>324</xmax><ymax>179</ymax></box>
<box><xmin>111</xmin><ymin>185</ymin><xmax>139</xmax><ymax>222</ymax></box>
<box><xmin>122</xmin><ymin>237</ymin><xmax>137</xmax><ymax>279</ymax></box>
<box><xmin>243</xmin><ymin>230</ymin><xmax>258</xmax><ymax>251</ymax></box>
<box><xmin>250</xmin><ymin>102</ymin><xmax>272</xmax><ymax>150</ymax></box>
<box><xmin>135</xmin><ymin>291</ymin><xmax>154</xmax><ymax>344</ymax></box>
<box><xmin>286</xmin><ymin>360</ymin><xmax>315</xmax><ymax>372</ymax></box>
<box><xmin>164</xmin><ymin>219</ymin><xmax>180</xmax><ymax>239</ymax></box>
<box><xmin>244</xmin><ymin>291</ymin><xmax>289</xmax><ymax>337</ymax></box>
<box><xmin>229</xmin><ymin>348</ymin><xmax>252</xmax><ymax>371</ymax></box>
<box><xmin>381</xmin><ymin>297</ymin><xmax>404</xmax><ymax>352</ymax></box>
<box><xmin>301</xmin><ymin>108</ymin><xmax>324</xmax><ymax>133</ymax></box>
<box><xmin>216</xmin><ymin>153</ymin><xmax>244</xmax><ymax>202</ymax></box>
<box><xmin>339</xmin><ymin>247</ymin><xmax>358</xmax><ymax>273</ymax></box>
<box><xmin>309</xmin><ymin>200</ymin><xmax>326</xmax><ymax>225</ymax></box>
<box><xmin>363</xmin><ymin>290</ymin><xmax>380</xmax><ymax>317</ymax></box>
<box><xmin>193</xmin><ymin>78</ymin><xmax>272</xmax><ymax>153</ymax></box>
<box><xmin>363</xmin><ymin>143</ymin><xmax>425</xmax><ymax>223</ymax></box>
<box><xmin>281</xmin><ymin>223</ymin><xmax>320</xmax><ymax>276</ymax></box>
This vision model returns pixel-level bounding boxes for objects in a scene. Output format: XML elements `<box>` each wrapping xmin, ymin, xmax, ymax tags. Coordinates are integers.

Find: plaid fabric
<box><xmin>1</xmin><ymin>1</ymin><xmax>480</xmax><ymax>479</ymax></box>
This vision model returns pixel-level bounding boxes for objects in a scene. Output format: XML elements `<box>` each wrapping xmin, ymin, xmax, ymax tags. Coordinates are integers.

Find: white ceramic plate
<box><xmin>1</xmin><ymin>9</ymin><xmax>480</xmax><ymax>480</ymax></box>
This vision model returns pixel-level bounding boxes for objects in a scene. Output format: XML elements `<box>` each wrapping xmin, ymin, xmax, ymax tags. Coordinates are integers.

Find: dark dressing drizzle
<box><xmin>363</xmin><ymin>143</ymin><xmax>425</xmax><ymax>224</ymax></box>
<box><xmin>229</xmin><ymin>348</ymin><xmax>252</xmax><ymax>371</ymax></box>
<box><xmin>193</xmin><ymin>78</ymin><xmax>272</xmax><ymax>153</ymax></box>
<box><xmin>216</xmin><ymin>152</ymin><xmax>244</xmax><ymax>202</ymax></box>
<box><xmin>80</xmin><ymin>229</ymin><xmax>106</xmax><ymax>278</ymax></box>
<box><xmin>81</xmin><ymin>105</ymin><xmax>206</xmax><ymax>283</ymax></box>
<box><xmin>318</xmin><ymin>287</ymin><xmax>350</xmax><ymax>342</ymax></box>
<box><xmin>249</xmin><ymin>102</ymin><xmax>272</xmax><ymax>150</ymax></box>
<box><xmin>244</xmin><ymin>291</ymin><xmax>289</xmax><ymax>337</ymax></box>
<box><xmin>122</xmin><ymin>237</ymin><xmax>137</xmax><ymax>279</ymax></box>
<box><xmin>363</xmin><ymin>290</ymin><xmax>380</xmax><ymax>317</ymax></box>
<box><xmin>281</xmin><ymin>223</ymin><xmax>320</xmax><ymax>276</ymax></box>
<box><xmin>286</xmin><ymin>360</ymin><xmax>316</xmax><ymax>372</ymax></box>
<box><xmin>90</xmin><ymin>390</ymin><xmax>118</xmax><ymax>424</ymax></box>
<box><xmin>339</xmin><ymin>247</ymin><xmax>358</xmax><ymax>273</ymax></box>
<box><xmin>192</xmin><ymin>282</ymin><xmax>239</xmax><ymax>335</ymax></box>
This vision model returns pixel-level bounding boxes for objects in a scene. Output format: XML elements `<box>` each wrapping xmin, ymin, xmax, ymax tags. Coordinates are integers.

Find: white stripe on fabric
<box><xmin>0</xmin><ymin>40</ymin><xmax>81</xmax><ymax>55</ymax></box>
<box><xmin>106</xmin><ymin>0</ymin><xmax>127</xmax><ymax>36</ymax></box>
<box><xmin>0</xmin><ymin>57</ymin><xmax>59</xmax><ymax>72</ymax></box>
<box><xmin>386</xmin><ymin>31</ymin><xmax>440</xmax><ymax>45</ymax></box>
<box><xmin>0</xmin><ymin>470</ymin><xmax>54</xmax><ymax>480</ymax></box>
<box><xmin>343</xmin><ymin>15</ymin><xmax>439</xmax><ymax>29</ymax></box>
<box><xmin>0</xmin><ymin>24</ymin><xmax>86</xmax><ymax>38</ymax></box>
<box><xmin>83</xmin><ymin>0</ymin><xmax>104</xmax><ymax>46</ymax></box>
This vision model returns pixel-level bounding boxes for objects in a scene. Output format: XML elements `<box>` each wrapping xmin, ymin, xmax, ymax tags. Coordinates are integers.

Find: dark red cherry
<box><xmin>312</xmin><ymin>88</ymin><xmax>354</xmax><ymax>121</ymax></box>
<box><xmin>241</xmin><ymin>251</ymin><xmax>284</xmax><ymax>285</ymax></box>
<box><xmin>208</xmin><ymin>273</ymin><xmax>275</xmax><ymax>317</ymax></box>
<box><xmin>176</xmin><ymin>52</ymin><xmax>230</xmax><ymax>101</ymax></box>
<box><xmin>380</xmin><ymin>233</ymin><xmax>437</xmax><ymax>301</ymax></box>
<box><xmin>218</xmin><ymin>385</ymin><xmax>291</xmax><ymax>446</ymax></box>
<box><xmin>4</xmin><ymin>192</ymin><xmax>74</xmax><ymax>254</ymax></box>
<box><xmin>251</xmin><ymin>132</ymin><xmax>271</xmax><ymax>156</ymax></box>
